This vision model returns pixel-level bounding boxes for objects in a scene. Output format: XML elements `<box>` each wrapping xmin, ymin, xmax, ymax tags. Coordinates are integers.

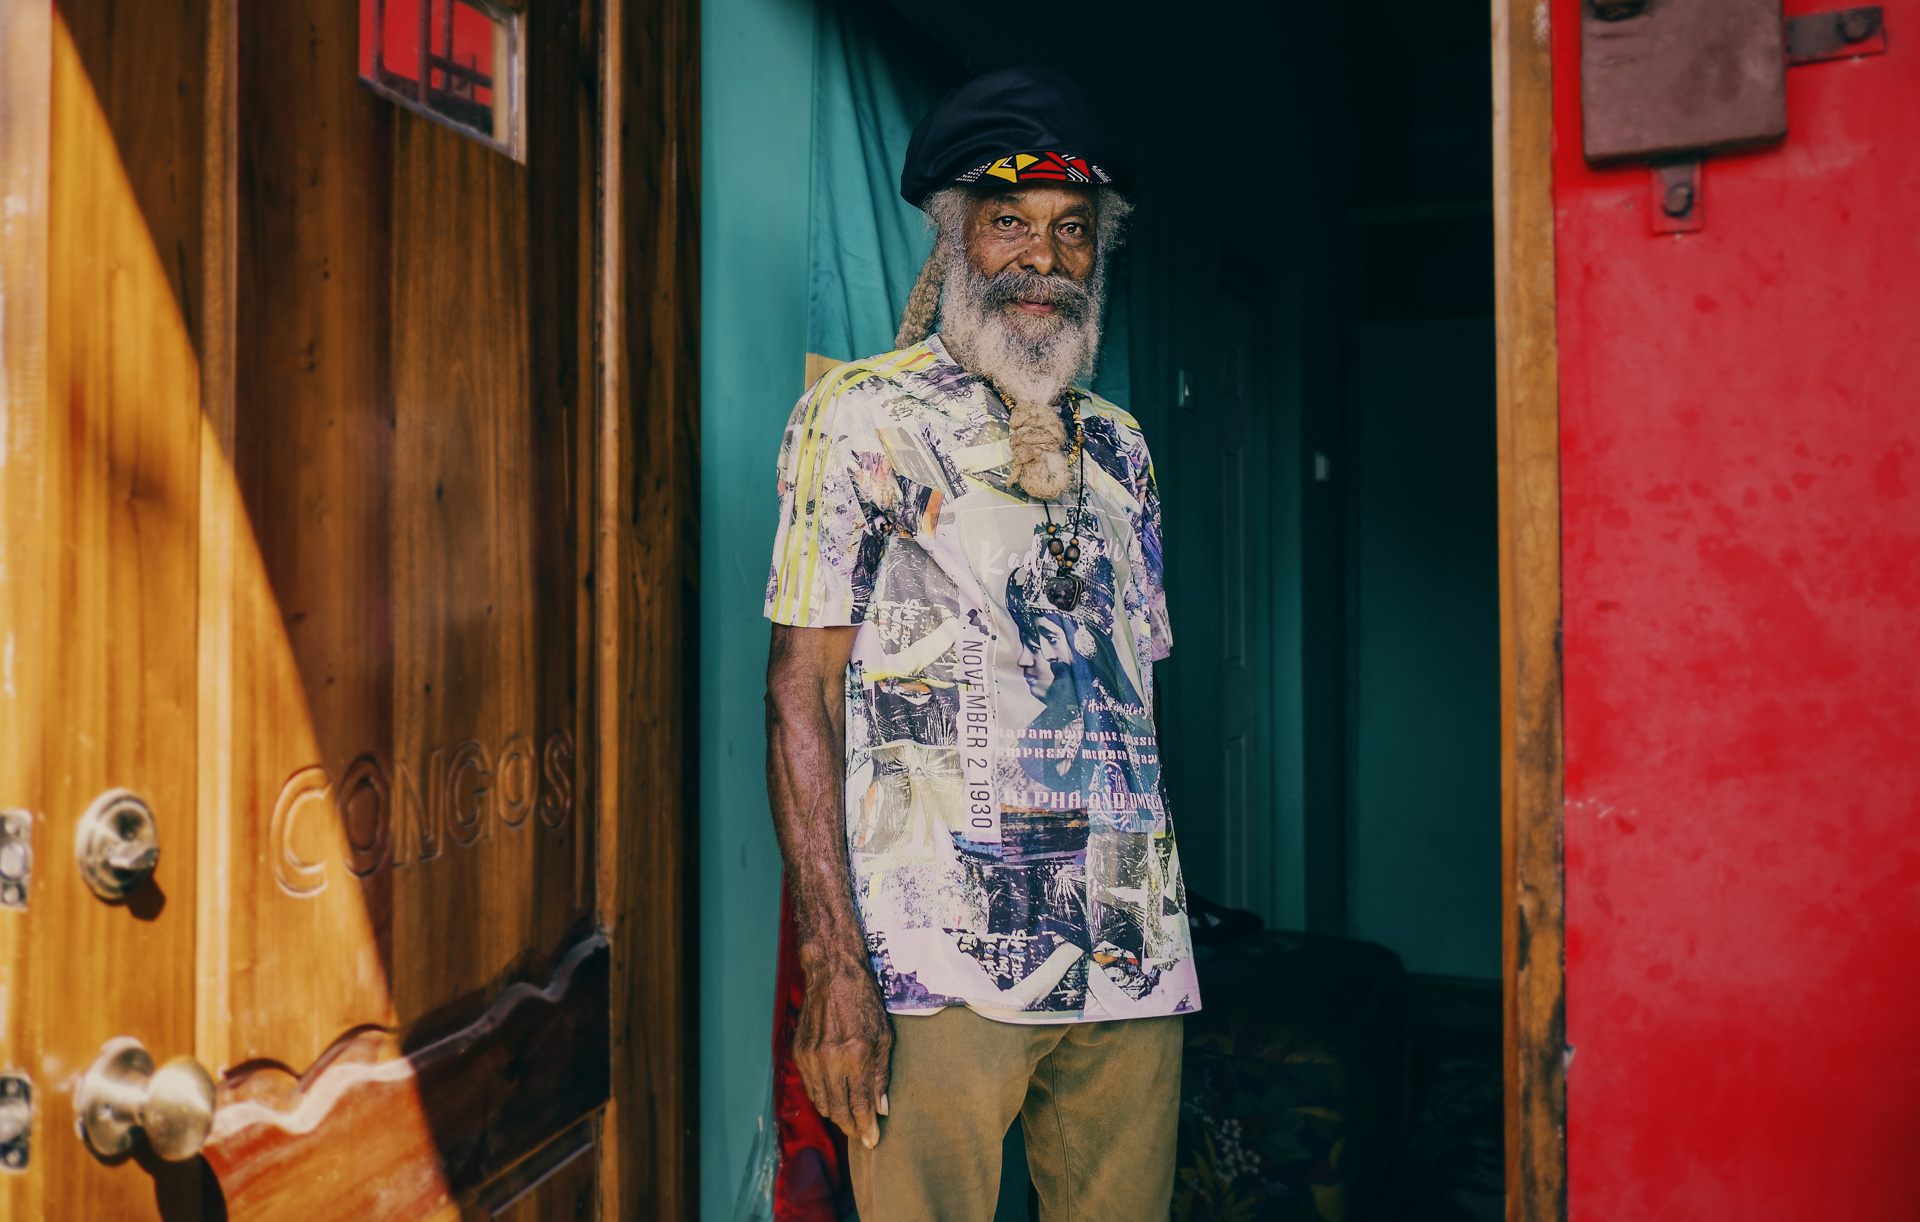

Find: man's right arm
<box><xmin>764</xmin><ymin>622</ymin><xmax>892</xmax><ymax>1151</ymax></box>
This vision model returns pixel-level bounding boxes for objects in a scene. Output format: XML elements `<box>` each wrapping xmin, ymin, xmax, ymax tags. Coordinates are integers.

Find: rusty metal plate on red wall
<box><xmin>1582</xmin><ymin>0</ymin><xmax>1787</xmax><ymax>164</ymax></box>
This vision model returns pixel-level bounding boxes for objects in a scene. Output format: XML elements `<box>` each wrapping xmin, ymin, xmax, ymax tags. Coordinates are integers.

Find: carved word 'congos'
<box><xmin>270</xmin><ymin>727</ymin><xmax>575</xmax><ymax>897</ymax></box>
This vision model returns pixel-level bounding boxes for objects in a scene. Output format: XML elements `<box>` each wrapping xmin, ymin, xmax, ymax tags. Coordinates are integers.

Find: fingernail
<box><xmin>863</xmin><ymin>1135</ymin><xmax>876</xmax><ymax>1150</ymax></box>
<box><xmin>878</xmin><ymin>1094</ymin><xmax>890</xmax><ymax>1115</ymax></box>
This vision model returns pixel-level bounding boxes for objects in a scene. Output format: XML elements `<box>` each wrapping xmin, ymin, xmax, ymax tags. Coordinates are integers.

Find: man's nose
<box><xmin>1019</xmin><ymin>235</ymin><xmax>1057</xmax><ymax>277</ymax></box>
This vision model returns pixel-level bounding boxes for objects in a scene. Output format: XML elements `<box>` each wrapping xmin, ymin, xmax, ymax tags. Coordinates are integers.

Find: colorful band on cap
<box><xmin>955</xmin><ymin>150</ymin><xmax>1112</xmax><ymax>188</ymax></box>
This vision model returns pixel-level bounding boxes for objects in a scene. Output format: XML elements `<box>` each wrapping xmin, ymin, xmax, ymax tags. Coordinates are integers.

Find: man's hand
<box><xmin>765</xmin><ymin>623</ymin><xmax>892</xmax><ymax>1149</ymax></box>
<box><xmin>794</xmin><ymin>951</ymin><xmax>892</xmax><ymax>1150</ymax></box>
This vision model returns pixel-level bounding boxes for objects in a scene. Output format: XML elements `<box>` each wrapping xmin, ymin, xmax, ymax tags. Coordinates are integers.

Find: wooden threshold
<box><xmin>1492</xmin><ymin>0</ymin><xmax>1568</xmax><ymax>1218</ymax></box>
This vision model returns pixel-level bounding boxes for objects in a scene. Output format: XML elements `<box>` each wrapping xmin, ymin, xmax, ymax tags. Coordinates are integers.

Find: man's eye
<box><xmin>1059</xmin><ymin>223</ymin><xmax>1083</xmax><ymax>237</ymax></box>
<box><xmin>996</xmin><ymin>215</ymin><xmax>1021</xmax><ymax>229</ymax></box>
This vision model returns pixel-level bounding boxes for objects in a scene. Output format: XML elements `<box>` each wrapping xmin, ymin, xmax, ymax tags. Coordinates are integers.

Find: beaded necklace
<box><xmin>1039</xmin><ymin>432</ymin><xmax>1089</xmax><ymax>612</ymax></box>
<box><xmin>992</xmin><ymin>385</ymin><xmax>1088</xmax><ymax>613</ymax></box>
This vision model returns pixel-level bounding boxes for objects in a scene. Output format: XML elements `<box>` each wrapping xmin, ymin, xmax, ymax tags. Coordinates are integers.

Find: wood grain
<box><xmin>1492</xmin><ymin>0</ymin><xmax>1568</xmax><ymax>1218</ymax></box>
<box><xmin>195</xmin><ymin>0</ymin><xmax>238</xmax><ymax>1076</ymax></box>
<box><xmin>0</xmin><ymin>2</ymin><xmax>51</xmax><ymax>1219</ymax></box>
<box><xmin>223</xmin><ymin>0</ymin><xmax>596</xmax><ymax>1076</ymax></box>
<box><xmin>58</xmin><ymin>0</ymin><xmax>207</xmax><ymax>354</ymax></box>
<box><xmin>31</xmin><ymin>13</ymin><xmax>207</xmax><ymax>1219</ymax></box>
<box><xmin>487</xmin><ymin>1140</ymin><xmax>597</xmax><ymax>1222</ymax></box>
<box><xmin>471</xmin><ymin>1118</ymin><xmax>598</xmax><ymax>1221</ymax></box>
<box><xmin>597</xmin><ymin>0</ymin><xmax>702</xmax><ymax>1215</ymax></box>
<box><xmin>205</xmin><ymin>936</ymin><xmax>610</xmax><ymax>1222</ymax></box>
<box><xmin>223</xmin><ymin>0</ymin><xmax>398</xmax><ymax>1072</ymax></box>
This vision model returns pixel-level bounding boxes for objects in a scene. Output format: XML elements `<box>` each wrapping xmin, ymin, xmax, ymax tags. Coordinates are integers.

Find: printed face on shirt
<box><xmin>1017</xmin><ymin>612</ymin><xmax>1076</xmax><ymax>699</ymax></box>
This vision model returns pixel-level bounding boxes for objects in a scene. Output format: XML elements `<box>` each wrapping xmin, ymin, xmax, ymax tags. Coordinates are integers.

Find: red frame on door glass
<box><xmin>358</xmin><ymin>0</ymin><xmax>524</xmax><ymax>161</ymax></box>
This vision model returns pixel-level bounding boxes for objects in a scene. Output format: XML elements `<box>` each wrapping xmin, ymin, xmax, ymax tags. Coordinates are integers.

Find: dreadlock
<box><xmin>894</xmin><ymin>243</ymin><xmax>948</xmax><ymax>350</ymax></box>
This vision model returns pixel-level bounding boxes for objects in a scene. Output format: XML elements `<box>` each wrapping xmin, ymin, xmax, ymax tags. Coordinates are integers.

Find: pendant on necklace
<box><xmin>1044</xmin><ymin>573</ymin><xmax>1083</xmax><ymax>611</ymax></box>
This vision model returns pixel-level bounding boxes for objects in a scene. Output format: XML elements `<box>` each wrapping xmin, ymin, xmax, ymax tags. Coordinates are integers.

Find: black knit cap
<box><xmin>899</xmin><ymin>65</ymin><xmax>1117</xmax><ymax>208</ymax></box>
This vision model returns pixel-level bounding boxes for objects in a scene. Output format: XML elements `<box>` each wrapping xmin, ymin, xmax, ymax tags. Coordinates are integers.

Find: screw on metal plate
<box><xmin>0</xmin><ymin>1074</ymin><xmax>30</xmax><ymax>1171</ymax></box>
<box><xmin>1788</xmin><ymin>5</ymin><xmax>1887</xmax><ymax>63</ymax></box>
<box><xmin>74</xmin><ymin>790</ymin><xmax>161</xmax><ymax>902</ymax></box>
<box><xmin>1650</xmin><ymin>159</ymin><xmax>1704</xmax><ymax>235</ymax></box>
<box><xmin>0</xmin><ymin>811</ymin><xmax>30</xmax><ymax>911</ymax></box>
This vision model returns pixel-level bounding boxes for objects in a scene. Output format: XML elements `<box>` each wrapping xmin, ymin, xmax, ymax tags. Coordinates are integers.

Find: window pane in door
<box><xmin>358</xmin><ymin>0</ymin><xmax>523</xmax><ymax>161</ymax></box>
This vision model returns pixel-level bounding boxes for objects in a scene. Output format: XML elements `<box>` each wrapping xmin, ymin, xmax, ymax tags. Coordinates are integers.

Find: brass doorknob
<box><xmin>76</xmin><ymin>1038</ymin><xmax>215</xmax><ymax>1161</ymax></box>
<box><xmin>74</xmin><ymin>789</ymin><xmax>161</xmax><ymax>901</ymax></box>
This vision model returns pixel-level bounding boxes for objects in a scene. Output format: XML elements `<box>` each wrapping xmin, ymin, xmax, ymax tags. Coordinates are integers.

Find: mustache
<box><xmin>979</xmin><ymin>267</ymin><xmax>1096</xmax><ymax>322</ymax></box>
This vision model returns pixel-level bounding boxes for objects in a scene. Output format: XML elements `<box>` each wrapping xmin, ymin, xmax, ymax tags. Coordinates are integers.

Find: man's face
<box><xmin>961</xmin><ymin>185</ymin><xmax>1099</xmax><ymax>337</ymax></box>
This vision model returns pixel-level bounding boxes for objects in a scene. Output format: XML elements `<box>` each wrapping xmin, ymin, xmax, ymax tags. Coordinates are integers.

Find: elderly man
<box><xmin>764</xmin><ymin>65</ymin><xmax>1198</xmax><ymax>1222</ymax></box>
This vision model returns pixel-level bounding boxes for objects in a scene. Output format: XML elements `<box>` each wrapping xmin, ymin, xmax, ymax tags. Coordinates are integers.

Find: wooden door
<box><xmin>205</xmin><ymin>0</ymin><xmax>606</xmax><ymax>1215</ymax></box>
<box><xmin>1160</xmin><ymin>288</ymin><xmax>1277</xmax><ymax>917</ymax></box>
<box><xmin>0</xmin><ymin>1</ymin><xmax>696</xmax><ymax>1218</ymax></box>
<box><xmin>1196</xmin><ymin>291</ymin><xmax>1274</xmax><ymax>913</ymax></box>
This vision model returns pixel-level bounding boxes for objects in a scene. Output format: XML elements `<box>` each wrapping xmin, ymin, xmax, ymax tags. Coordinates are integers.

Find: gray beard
<box><xmin>937</xmin><ymin>253</ymin><xmax>1106</xmax><ymax>409</ymax></box>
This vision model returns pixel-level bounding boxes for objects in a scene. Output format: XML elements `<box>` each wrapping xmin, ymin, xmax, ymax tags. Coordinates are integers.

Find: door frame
<box><xmin>1491</xmin><ymin>0</ymin><xmax>1567</xmax><ymax>1218</ymax></box>
<box><xmin>596</xmin><ymin>0</ymin><xmax>702</xmax><ymax>1216</ymax></box>
<box><xmin>0</xmin><ymin>6</ymin><xmax>51</xmax><ymax>1215</ymax></box>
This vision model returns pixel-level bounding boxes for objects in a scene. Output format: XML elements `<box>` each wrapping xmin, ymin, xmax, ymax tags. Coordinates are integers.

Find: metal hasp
<box><xmin>1788</xmin><ymin>5</ymin><xmax>1888</xmax><ymax>63</ymax></box>
<box><xmin>76</xmin><ymin>1038</ymin><xmax>216</xmax><ymax>1162</ymax></box>
<box><xmin>1582</xmin><ymin>0</ymin><xmax>1788</xmax><ymax>164</ymax></box>
<box><xmin>0</xmin><ymin>810</ymin><xmax>30</xmax><ymax>910</ymax></box>
<box><xmin>74</xmin><ymin>789</ymin><xmax>160</xmax><ymax>902</ymax></box>
<box><xmin>0</xmin><ymin>1075</ymin><xmax>30</xmax><ymax>1170</ymax></box>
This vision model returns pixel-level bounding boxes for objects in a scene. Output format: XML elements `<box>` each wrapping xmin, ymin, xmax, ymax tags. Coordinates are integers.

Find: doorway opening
<box><xmin>734</xmin><ymin>0</ymin><xmax>1510</xmax><ymax>1213</ymax></box>
<box><xmin>862</xmin><ymin>1</ymin><xmax>1506</xmax><ymax>1217</ymax></box>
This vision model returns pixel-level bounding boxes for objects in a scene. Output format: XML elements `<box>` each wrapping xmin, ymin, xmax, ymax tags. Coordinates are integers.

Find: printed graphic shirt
<box><xmin>765</xmin><ymin>335</ymin><xmax>1200</xmax><ymax>1024</ymax></box>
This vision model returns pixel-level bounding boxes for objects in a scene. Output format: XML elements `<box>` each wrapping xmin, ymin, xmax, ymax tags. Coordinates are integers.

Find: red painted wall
<box><xmin>1553</xmin><ymin>0</ymin><xmax>1920</xmax><ymax>1213</ymax></box>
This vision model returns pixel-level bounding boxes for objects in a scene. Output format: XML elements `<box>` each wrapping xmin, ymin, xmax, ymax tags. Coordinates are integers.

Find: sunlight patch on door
<box><xmin>359</xmin><ymin>0</ymin><xmax>525</xmax><ymax>161</ymax></box>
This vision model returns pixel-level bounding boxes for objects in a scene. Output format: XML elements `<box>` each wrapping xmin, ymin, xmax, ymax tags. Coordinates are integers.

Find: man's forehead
<box><xmin>976</xmin><ymin>185</ymin><xmax>1098</xmax><ymax>213</ymax></box>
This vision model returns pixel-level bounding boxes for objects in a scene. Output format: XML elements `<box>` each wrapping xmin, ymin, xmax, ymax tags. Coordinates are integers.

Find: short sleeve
<box><xmin>765</xmin><ymin>375</ymin><xmax>888</xmax><ymax>627</ymax></box>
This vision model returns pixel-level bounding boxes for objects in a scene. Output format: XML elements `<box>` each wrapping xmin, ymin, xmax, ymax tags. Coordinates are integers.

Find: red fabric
<box><xmin>772</xmin><ymin>878</ymin><xmax>856</xmax><ymax>1222</ymax></box>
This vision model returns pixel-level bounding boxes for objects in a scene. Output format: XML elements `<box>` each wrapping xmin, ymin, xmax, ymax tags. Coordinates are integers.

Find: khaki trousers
<box><xmin>847</xmin><ymin>1005</ymin><xmax>1185</xmax><ymax>1222</ymax></box>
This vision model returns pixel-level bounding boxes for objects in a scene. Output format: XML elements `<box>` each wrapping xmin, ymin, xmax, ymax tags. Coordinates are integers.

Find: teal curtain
<box><xmin>803</xmin><ymin>1</ymin><xmax>1131</xmax><ymax>407</ymax></box>
<box><xmin>806</xmin><ymin>1</ymin><xmax>958</xmax><ymax>364</ymax></box>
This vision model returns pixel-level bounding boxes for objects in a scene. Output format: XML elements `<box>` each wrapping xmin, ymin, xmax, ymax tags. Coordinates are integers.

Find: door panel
<box><xmin>1</xmin><ymin>0</ymin><xmax>609</xmax><ymax>1215</ymax></box>
<box><xmin>221</xmin><ymin>0</ymin><xmax>594</xmax><ymax>1076</ymax></box>
<box><xmin>385</xmin><ymin>110</ymin><xmax>588</xmax><ymax>1025</ymax></box>
<box><xmin>213</xmin><ymin>0</ymin><xmax>600</xmax><ymax>1200</ymax></box>
<box><xmin>1163</xmin><ymin>290</ymin><xmax>1274</xmax><ymax>915</ymax></box>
